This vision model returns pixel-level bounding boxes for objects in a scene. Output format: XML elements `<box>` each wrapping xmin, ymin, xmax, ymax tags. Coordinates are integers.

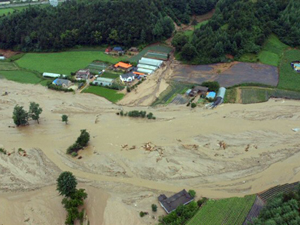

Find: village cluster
<box><xmin>42</xmin><ymin>46</ymin><xmax>169</xmax><ymax>91</ymax></box>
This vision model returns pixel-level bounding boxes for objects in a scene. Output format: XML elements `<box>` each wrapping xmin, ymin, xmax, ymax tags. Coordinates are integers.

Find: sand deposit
<box><xmin>1</xmin><ymin>80</ymin><xmax>300</xmax><ymax>224</ymax></box>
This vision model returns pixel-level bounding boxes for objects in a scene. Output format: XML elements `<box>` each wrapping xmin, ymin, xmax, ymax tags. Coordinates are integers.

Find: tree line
<box><xmin>0</xmin><ymin>0</ymin><xmax>216</xmax><ymax>51</ymax></box>
<box><xmin>174</xmin><ymin>0</ymin><xmax>299</xmax><ymax>63</ymax></box>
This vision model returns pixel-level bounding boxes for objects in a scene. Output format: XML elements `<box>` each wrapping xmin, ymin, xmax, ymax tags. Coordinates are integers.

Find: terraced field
<box><xmin>187</xmin><ymin>195</ymin><xmax>255</xmax><ymax>225</ymax></box>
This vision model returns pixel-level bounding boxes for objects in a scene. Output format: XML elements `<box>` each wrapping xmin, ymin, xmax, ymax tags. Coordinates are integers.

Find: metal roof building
<box><xmin>139</xmin><ymin>57</ymin><xmax>163</xmax><ymax>67</ymax></box>
<box><xmin>43</xmin><ymin>72</ymin><xmax>66</xmax><ymax>78</ymax></box>
<box><xmin>137</xmin><ymin>64</ymin><xmax>158</xmax><ymax>71</ymax></box>
<box><xmin>137</xmin><ymin>68</ymin><xmax>154</xmax><ymax>75</ymax></box>
<box><xmin>92</xmin><ymin>77</ymin><xmax>114</xmax><ymax>86</ymax></box>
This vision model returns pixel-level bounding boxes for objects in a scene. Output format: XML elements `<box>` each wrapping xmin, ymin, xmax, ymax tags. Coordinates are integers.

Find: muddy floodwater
<box><xmin>172</xmin><ymin>62</ymin><xmax>279</xmax><ymax>86</ymax></box>
<box><xmin>1</xmin><ymin>80</ymin><xmax>300</xmax><ymax>224</ymax></box>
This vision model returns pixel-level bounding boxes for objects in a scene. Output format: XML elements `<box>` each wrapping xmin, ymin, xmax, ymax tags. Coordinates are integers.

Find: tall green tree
<box><xmin>12</xmin><ymin>105</ymin><xmax>28</xmax><ymax>126</ymax></box>
<box><xmin>76</xmin><ymin>129</ymin><xmax>90</xmax><ymax>147</ymax></box>
<box><xmin>57</xmin><ymin>171</ymin><xmax>77</xmax><ymax>197</ymax></box>
<box><xmin>29</xmin><ymin>102</ymin><xmax>43</xmax><ymax>124</ymax></box>
<box><xmin>62</xmin><ymin>115</ymin><xmax>68</xmax><ymax>124</ymax></box>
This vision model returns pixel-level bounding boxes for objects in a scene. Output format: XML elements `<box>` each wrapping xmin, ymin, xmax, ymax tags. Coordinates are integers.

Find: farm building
<box><xmin>189</xmin><ymin>86</ymin><xmax>208</xmax><ymax>97</ymax></box>
<box><xmin>120</xmin><ymin>72</ymin><xmax>135</xmax><ymax>83</ymax></box>
<box><xmin>43</xmin><ymin>72</ymin><xmax>66</xmax><ymax>78</ymax></box>
<box><xmin>145</xmin><ymin>51</ymin><xmax>169</xmax><ymax>61</ymax></box>
<box><xmin>114</xmin><ymin>62</ymin><xmax>133</xmax><ymax>71</ymax></box>
<box><xmin>137</xmin><ymin>64</ymin><xmax>158</xmax><ymax>71</ymax></box>
<box><xmin>92</xmin><ymin>77</ymin><xmax>114</xmax><ymax>86</ymax></box>
<box><xmin>291</xmin><ymin>61</ymin><xmax>300</xmax><ymax>72</ymax></box>
<box><xmin>212</xmin><ymin>87</ymin><xmax>226</xmax><ymax>108</ymax></box>
<box><xmin>133</xmin><ymin>71</ymin><xmax>146</xmax><ymax>77</ymax></box>
<box><xmin>105</xmin><ymin>47</ymin><xmax>112</xmax><ymax>54</ymax></box>
<box><xmin>0</xmin><ymin>56</ymin><xmax>5</xmax><ymax>60</ymax></box>
<box><xmin>139</xmin><ymin>57</ymin><xmax>163</xmax><ymax>67</ymax></box>
<box><xmin>76</xmin><ymin>69</ymin><xmax>90</xmax><ymax>80</ymax></box>
<box><xmin>158</xmin><ymin>189</ymin><xmax>194</xmax><ymax>214</ymax></box>
<box><xmin>137</xmin><ymin>68</ymin><xmax>154</xmax><ymax>75</ymax></box>
<box><xmin>52</xmin><ymin>78</ymin><xmax>71</xmax><ymax>88</ymax></box>
<box><xmin>0</xmin><ymin>0</ymin><xmax>10</xmax><ymax>5</ymax></box>
<box><xmin>128</xmin><ymin>47</ymin><xmax>138</xmax><ymax>52</ymax></box>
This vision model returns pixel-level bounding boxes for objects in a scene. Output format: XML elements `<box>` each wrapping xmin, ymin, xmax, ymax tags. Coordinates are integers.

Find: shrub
<box><xmin>71</xmin><ymin>152</ymin><xmax>78</xmax><ymax>157</ymax></box>
<box><xmin>191</xmin><ymin>103</ymin><xmax>197</xmax><ymax>108</ymax></box>
<box><xmin>67</xmin><ymin>143</ymin><xmax>82</xmax><ymax>154</ymax></box>
<box><xmin>139</xmin><ymin>211</ymin><xmax>147</xmax><ymax>217</ymax></box>
<box><xmin>197</xmin><ymin>197</ymin><xmax>208</xmax><ymax>207</ymax></box>
<box><xmin>201</xmin><ymin>81</ymin><xmax>220</xmax><ymax>92</ymax></box>
<box><xmin>120</xmin><ymin>110</ymin><xmax>124</xmax><ymax>116</ymax></box>
<box><xmin>188</xmin><ymin>190</ymin><xmax>196</xmax><ymax>198</ymax></box>
<box><xmin>0</xmin><ymin>148</ymin><xmax>7</xmax><ymax>155</ymax></box>
<box><xmin>147</xmin><ymin>112</ymin><xmax>153</xmax><ymax>119</ymax></box>
<box><xmin>152</xmin><ymin>204</ymin><xmax>157</xmax><ymax>212</ymax></box>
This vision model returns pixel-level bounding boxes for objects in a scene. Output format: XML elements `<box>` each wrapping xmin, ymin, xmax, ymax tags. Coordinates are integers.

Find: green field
<box><xmin>187</xmin><ymin>195</ymin><xmax>255</xmax><ymax>225</ymax></box>
<box><xmin>278</xmin><ymin>49</ymin><xmax>300</xmax><ymax>91</ymax></box>
<box><xmin>101</xmin><ymin>71</ymin><xmax>122</xmax><ymax>79</ymax></box>
<box><xmin>0</xmin><ymin>61</ymin><xmax>19</xmax><ymax>70</ymax></box>
<box><xmin>17</xmin><ymin>51</ymin><xmax>127</xmax><ymax>75</ymax></box>
<box><xmin>82</xmin><ymin>86</ymin><xmax>124</xmax><ymax>103</ymax></box>
<box><xmin>152</xmin><ymin>81</ymin><xmax>192</xmax><ymax>106</ymax></box>
<box><xmin>239</xmin><ymin>34</ymin><xmax>288</xmax><ymax>66</ymax></box>
<box><xmin>129</xmin><ymin>44</ymin><xmax>172</xmax><ymax>63</ymax></box>
<box><xmin>0</xmin><ymin>70</ymin><xmax>42</xmax><ymax>84</ymax></box>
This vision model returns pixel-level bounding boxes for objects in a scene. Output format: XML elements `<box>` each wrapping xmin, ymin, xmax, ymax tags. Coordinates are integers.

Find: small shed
<box><xmin>128</xmin><ymin>47</ymin><xmax>138</xmax><ymax>52</ymax></box>
<box><xmin>189</xmin><ymin>86</ymin><xmax>208</xmax><ymax>97</ymax></box>
<box><xmin>113</xmin><ymin>47</ymin><xmax>123</xmax><ymax>52</ymax></box>
<box><xmin>158</xmin><ymin>189</ymin><xmax>194</xmax><ymax>214</ymax></box>
<box><xmin>120</xmin><ymin>72</ymin><xmax>135</xmax><ymax>83</ymax></box>
<box><xmin>52</xmin><ymin>78</ymin><xmax>71</xmax><ymax>88</ymax></box>
<box><xmin>92</xmin><ymin>77</ymin><xmax>114</xmax><ymax>86</ymax></box>
<box><xmin>206</xmin><ymin>92</ymin><xmax>216</xmax><ymax>99</ymax></box>
<box><xmin>105</xmin><ymin>47</ymin><xmax>112</xmax><ymax>54</ymax></box>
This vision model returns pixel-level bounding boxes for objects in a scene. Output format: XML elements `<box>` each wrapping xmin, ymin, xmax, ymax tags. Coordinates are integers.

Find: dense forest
<box><xmin>0</xmin><ymin>0</ymin><xmax>217</xmax><ymax>51</ymax></box>
<box><xmin>253</xmin><ymin>185</ymin><xmax>300</xmax><ymax>224</ymax></box>
<box><xmin>174</xmin><ymin>0</ymin><xmax>299</xmax><ymax>63</ymax></box>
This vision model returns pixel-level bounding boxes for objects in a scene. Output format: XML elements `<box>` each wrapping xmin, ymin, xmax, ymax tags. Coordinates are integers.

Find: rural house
<box><xmin>128</xmin><ymin>47</ymin><xmax>138</xmax><ymax>52</ymax></box>
<box><xmin>52</xmin><ymin>78</ymin><xmax>72</xmax><ymax>88</ymax></box>
<box><xmin>76</xmin><ymin>69</ymin><xmax>90</xmax><ymax>80</ymax></box>
<box><xmin>120</xmin><ymin>72</ymin><xmax>135</xmax><ymax>83</ymax></box>
<box><xmin>158</xmin><ymin>189</ymin><xmax>194</xmax><ymax>214</ymax></box>
<box><xmin>105</xmin><ymin>47</ymin><xmax>112</xmax><ymax>54</ymax></box>
<box><xmin>114</xmin><ymin>62</ymin><xmax>133</xmax><ymax>72</ymax></box>
<box><xmin>189</xmin><ymin>86</ymin><xmax>208</xmax><ymax>97</ymax></box>
<box><xmin>92</xmin><ymin>77</ymin><xmax>114</xmax><ymax>87</ymax></box>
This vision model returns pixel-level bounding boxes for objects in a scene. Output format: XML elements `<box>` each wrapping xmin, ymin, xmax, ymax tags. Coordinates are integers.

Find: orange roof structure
<box><xmin>133</xmin><ymin>71</ymin><xmax>145</xmax><ymax>75</ymax></box>
<box><xmin>114</xmin><ymin>62</ymin><xmax>132</xmax><ymax>69</ymax></box>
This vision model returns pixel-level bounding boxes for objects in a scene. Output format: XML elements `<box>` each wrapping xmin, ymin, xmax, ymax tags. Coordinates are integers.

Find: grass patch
<box><xmin>239</xmin><ymin>34</ymin><xmax>288</xmax><ymax>66</ymax></box>
<box><xmin>152</xmin><ymin>81</ymin><xmax>192</xmax><ymax>106</ymax></box>
<box><xmin>101</xmin><ymin>71</ymin><xmax>122</xmax><ymax>79</ymax></box>
<box><xmin>187</xmin><ymin>195</ymin><xmax>255</xmax><ymax>225</ymax></box>
<box><xmin>0</xmin><ymin>70</ymin><xmax>42</xmax><ymax>84</ymax></box>
<box><xmin>17</xmin><ymin>51</ymin><xmax>127</xmax><ymax>75</ymax></box>
<box><xmin>0</xmin><ymin>61</ymin><xmax>19</xmax><ymax>70</ymax></box>
<box><xmin>224</xmin><ymin>88</ymin><xmax>237</xmax><ymax>103</ymax></box>
<box><xmin>129</xmin><ymin>44</ymin><xmax>172</xmax><ymax>63</ymax></box>
<box><xmin>240</xmin><ymin>87</ymin><xmax>300</xmax><ymax>104</ymax></box>
<box><xmin>184</xmin><ymin>21</ymin><xmax>209</xmax><ymax>40</ymax></box>
<box><xmin>278</xmin><ymin>48</ymin><xmax>300</xmax><ymax>91</ymax></box>
<box><xmin>82</xmin><ymin>86</ymin><xmax>124</xmax><ymax>103</ymax></box>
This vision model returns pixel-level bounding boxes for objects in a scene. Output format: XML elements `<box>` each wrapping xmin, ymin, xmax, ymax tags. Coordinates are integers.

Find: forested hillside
<box><xmin>175</xmin><ymin>0</ymin><xmax>299</xmax><ymax>64</ymax></box>
<box><xmin>0</xmin><ymin>0</ymin><xmax>217</xmax><ymax>51</ymax></box>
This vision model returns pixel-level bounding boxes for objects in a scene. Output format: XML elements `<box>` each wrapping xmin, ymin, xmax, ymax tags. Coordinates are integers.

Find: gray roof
<box><xmin>158</xmin><ymin>189</ymin><xmax>194</xmax><ymax>214</ymax></box>
<box><xmin>121</xmin><ymin>72</ymin><xmax>135</xmax><ymax>79</ymax></box>
<box><xmin>192</xmin><ymin>86</ymin><xmax>208</xmax><ymax>92</ymax></box>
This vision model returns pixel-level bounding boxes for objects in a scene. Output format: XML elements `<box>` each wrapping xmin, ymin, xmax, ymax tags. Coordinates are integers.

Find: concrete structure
<box><xmin>158</xmin><ymin>189</ymin><xmax>194</xmax><ymax>214</ymax></box>
<box><xmin>52</xmin><ymin>78</ymin><xmax>71</xmax><ymax>88</ymax></box>
<box><xmin>120</xmin><ymin>72</ymin><xmax>135</xmax><ymax>83</ymax></box>
<box><xmin>92</xmin><ymin>77</ymin><xmax>114</xmax><ymax>86</ymax></box>
<box><xmin>43</xmin><ymin>72</ymin><xmax>66</xmax><ymax>78</ymax></box>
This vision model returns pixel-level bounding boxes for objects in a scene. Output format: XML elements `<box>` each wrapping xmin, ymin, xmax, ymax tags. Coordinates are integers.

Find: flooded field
<box><xmin>172</xmin><ymin>62</ymin><xmax>279</xmax><ymax>87</ymax></box>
